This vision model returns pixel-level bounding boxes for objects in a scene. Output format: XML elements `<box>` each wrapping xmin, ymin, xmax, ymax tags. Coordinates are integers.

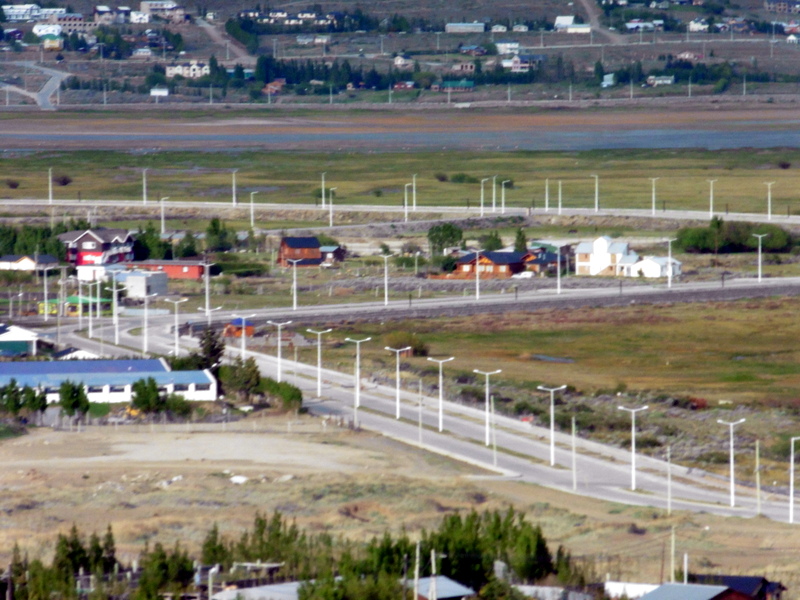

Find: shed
<box><xmin>223</xmin><ymin>318</ymin><xmax>255</xmax><ymax>339</ymax></box>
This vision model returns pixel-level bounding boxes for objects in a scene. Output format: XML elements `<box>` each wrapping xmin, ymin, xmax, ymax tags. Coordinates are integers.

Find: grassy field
<box><xmin>3</xmin><ymin>148</ymin><xmax>800</xmax><ymax>215</ymax></box>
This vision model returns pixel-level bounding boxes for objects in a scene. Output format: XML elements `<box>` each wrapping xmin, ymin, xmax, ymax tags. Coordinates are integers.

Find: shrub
<box><xmin>451</xmin><ymin>173</ymin><xmax>479</xmax><ymax>184</ymax></box>
<box><xmin>434</xmin><ymin>173</ymin><xmax>448</xmax><ymax>182</ymax></box>
<box><xmin>54</xmin><ymin>175</ymin><xmax>72</xmax><ymax>186</ymax></box>
<box><xmin>779</xmin><ymin>161</ymin><xmax>791</xmax><ymax>169</ymax></box>
<box><xmin>383</xmin><ymin>331</ymin><xmax>429</xmax><ymax>356</ymax></box>
<box><xmin>261</xmin><ymin>378</ymin><xmax>302</xmax><ymax>411</ymax></box>
<box><xmin>5</xmin><ymin>180</ymin><xmax>19</xmax><ymax>189</ymax></box>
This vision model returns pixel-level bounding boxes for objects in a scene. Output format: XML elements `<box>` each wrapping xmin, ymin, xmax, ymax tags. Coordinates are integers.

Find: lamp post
<box><xmin>231</xmin><ymin>169</ymin><xmax>238</xmax><ymax>206</ymax></box>
<box><xmin>320</xmin><ymin>172</ymin><xmax>326</xmax><ymax>208</ymax></box>
<box><xmin>411</xmin><ymin>173</ymin><xmax>417</xmax><ymax>211</ymax></box>
<box><xmin>556</xmin><ymin>244</ymin><xmax>565</xmax><ymax>295</ymax></box>
<box><xmin>707</xmin><ymin>179</ymin><xmax>717</xmax><ymax>219</ymax></box>
<box><xmin>142</xmin><ymin>292</ymin><xmax>158</xmax><ymax>357</ymax></box>
<box><xmin>426</xmin><ymin>356</ymin><xmax>454</xmax><ymax>432</ymax></box>
<box><xmin>165</xmin><ymin>298</ymin><xmax>188</xmax><ymax>357</ymax></box>
<box><xmin>87</xmin><ymin>280</ymin><xmax>99</xmax><ymax>338</ymax></box>
<box><xmin>386</xmin><ymin>346</ymin><xmax>412</xmax><ymax>419</ymax></box>
<box><xmin>328</xmin><ymin>187</ymin><xmax>337</xmax><ymax>227</ymax></box>
<box><xmin>142</xmin><ymin>168</ymin><xmax>148</xmax><ymax>205</ymax></box>
<box><xmin>650</xmin><ymin>177</ymin><xmax>659</xmax><ymax>216</ymax></box>
<box><xmin>345</xmin><ymin>337</ymin><xmax>371</xmax><ymax>415</ymax></box>
<box><xmin>160</xmin><ymin>196</ymin><xmax>169</xmax><ymax>234</ymax></box>
<box><xmin>501</xmin><ymin>180</ymin><xmax>511</xmax><ymax>214</ymax></box>
<box><xmin>718</xmin><ymin>418</ymin><xmax>746</xmax><ymax>507</ymax></box>
<box><xmin>492</xmin><ymin>175</ymin><xmax>497</xmax><ymax>213</ymax></box>
<box><xmin>268</xmin><ymin>320</ymin><xmax>292</xmax><ymax>382</ymax></box>
<box><xmin>538</xmin><ymin>384</ymin><xmax>567</xmax><ymax>466</ymax></box>
<box><xmin>480</xmin><ymin>178</ymin><xmax>489</xmax><ymax>217</ymax></box>
<box><xmin>288</xmin><ymin>259</ymin><xmax>301</xmax><ymax>310</ymax></box>
<box><xmin>381</xmin><ymin>253</ymin><xmax>394</xmax><ymax>306</ymax></box>
<box><xmin>753</xmin><ymin>233</ymin><xmax>768</xmax><ymax>283</ymax></box>
<box><xmin>558</xmin><ymin>180</ymin><xmax>563</xmax><ymax>215</ymax></box>
<box><xmin>232</xmin><ymin>313</ymin><xmax>256</xmax><ymax>360</ymax></box>
<box><xmin>250</xmin><ymin>191</ymin><xmax>259</xmax><ymax>229</ymax></box>
<box><xmin>403</xmin><ymin>183</ymin><xmax>411</xmax><ymax>222</ymax></box>
<box><xmin>474</xmin><ymin>249</ymin><xmax>481</xmax><ymax>301</ymax></box>
<box><xmin>42</xmin><ymin>266</ymin><xmax>53</xmax><ymax>322</ymax></box>
<box><xmin>666</xmin><ymin>238</ymin><xmax>677</xmax><ymax>289</ymax></box>
<box><xmin>202</xmin><ymin>260</ymin><xmax>216</xmax><ymax>321</ymax></box>
<box><xmin>105</xmin><ymin>275</ymin><xmax>126</xmax><ymax>345</ymax></box>
<box><xmin>307</xmin><ymin>328</ymin><xmax>332</xmax><ymax>397</ymax></box>
<box><xmin>473</xmin><ymin>368</ymin><xmax>501</xmax><ymax>446</ymax></box>
<box><xmin>197</xmin><ymin>305</ymin><xmax>222</xmax><ymax>328</ymax></box>
<box><xmin>592</xmin><ymin>174</ymin><xmax>599</xmax><ymax>212</ymax></box>
<box><xmin>790</xmin><ymin>436</ymin><xmax>800</xmax><ymax>524</ymax></box>
<box><xmin>48</xmin><ymin>167</ymin><xmax>52</xmax><ymax>205</ymax></box>
<box><xmin>618</xmin><ymin>405</ymin><xmax>649</xmax><ymax>491</ymax></box>
<box><xmin>765</xmin><ymin>181</ymin><xmax>775</xmax><ymax>221</ymax></box>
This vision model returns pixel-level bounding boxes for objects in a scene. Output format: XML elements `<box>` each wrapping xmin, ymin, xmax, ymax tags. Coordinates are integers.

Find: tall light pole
<box><xmin>753</xmin><ymin>233</ymin><xmax>768</xmax><ymax>283</ymax></box>
<box><xmin>790</xmin><ymin>436</ymin><xmax>800</xmax><ymax>524</ymax></box>
<box><xmin>474</xmin><ymin>368</ymin><xmax>501</xmax><ymax>446</ymax></box>
<box><xmin>250</xmin><ymin>191</ymin><xmax>259</xmax><ymax>229</ymax></box>
<box><xmin>160</xmin><ymin>196</ymin><xmax>169</xmax><ymax>234</ymax></box>
<box><xmin>267</xmin><ymin>320</ymin><xmax>292</xmax><ymax>382</ymax></box>
<box><xmin>232</xmin><ymin>313</ymin><xmax>255</xmax><ymax>360</ymax></box>
<box><xmin>718</xmin><ymin>418</ymin><xmax>746</xmax><ymax>507</ymax></box>
<box><xmin>165</xmin><ymin>298</ymin><xmax>188</xmax><ymax>357</ymax></box>
<box><xmin>307</xmin><ymin>328</ymin><xmax>332</xmax><ymax>398</ymax></box>
<box><xmin>618</xmin><ymin>405</ymin><xmax>649</xmax><ymax>491</ymax></box>
<box><xmin>492</xmin><ymin>175</ymin><xmax>497</xmax><ymax>212</ymax></box>
<box><xmin>592</xmin><ymin>174</ymin><xmax>599</xmax><ymax>212</ymax></box>
<box><xmin>41</xmin><ymin>266</ymin><xmax>53</xmax><ymax>322</ymax></box>
<box><xmin>650</xmin><ymin>177</ymin><xmax>659</xmax><ymax>216</ymax></box>
<box><xmin>328</xmin><ymin>187</ymin><xmax>336</xmax><ymax>227</ymax></box>
<box><xmin>412</xmin><ymin>173</ymin><xmax>417</xmax><ymax>211</ymax></box>
<box><xmin>87</xmin><ymin>280</ymin><xmax>99</xmax><ymax>339</ymax></box>
<box><xmin>558</xmin><ymin>180</ymin><xmax>563</xmax><ymax>215</ymax></box>
<box><xmin>428</xmin><ymin>356</ymin><xmax>454</xmax><ymax>432</ymax></box>
<box><xmin>765</xmin><ymin>181</ymin><xmax>775</xmax><ymax>221</ymax></box>
<box><xmin>480</xmin><ymin>178</ymin><xmax>489</xmax><ymax>217</ymax></box>
<box><xmin>404</xmin><ymin>183</ymin><xmax>411</xmax><ymax>222</ymax></box>
<box><xmin>666</xmin><ymin>238</ymin><xmax>677</xmax><ymax>289</ymax></box>
<box><xmin>198</xmin><ymin>305</ymin><xmax>222</xmax><ymax>328</ymax></box>
<box><xmin>320</xmin><ymin>172</ymin><xmax>326</xmax><ymax>208</ymax></box>
<box><xmin>707</xmin><ymin>179</ymin><xmax>717</xmax><ymax>219</ymax></box>
<box><xmin>556</xmin><ymin>244</ymin><xmax>565</xmax><ymax>295</ymax></box>
<box><xmin>142</xmin><ymin>168</ymin><xmax>148</xmax><ymax>205</ymax></box>
<box><xmin>142</xmin><ymin>292</ymin><xmax>158</xmax><ymax>357</ymax></box>
<box><xmin>202</xmin><ymin>260</ymin><xmax>216</xmax><ymax>321</ymax></box>
<box><xmin>474</xmin><ymin>249</ymin><xmax>481</xmax><ymax>301</ymax></box>
<box><xmin>501</xmin><ymin>180</ymin><xmax>511</xmax><ymax>214</ymax></box>
<box><xmin>231</xmin><ymin>169</ymin><xmax>238</xmax><ymax>206</ymax></box>
<box><xmin>106</xmin><ymin>275</ymin><xmax>126</xmax><ymax>346</ymax></box>
<box><xmin>381</xmin><ymin>253</ymin><xmax>394</xmax><ymax>306</ymax></box>
<box><xmin>538</xmin><ymin>384</ymin><xmax>567</xmax><ymax>466</ymax></box>
<box><xmin>48</xmin><ymin>167</ymin><xmax>53</xmax><ymax>205</ymax></box>
<box><xmin>288</xmin><ymin>258</ymin><xmax>301</xmax><ymax>310</ymax></box>
<box><xmin>386</xmin><ymin>346</ymin><xmax>411</xmax><ymax>419</ymax></box>
<box><xmin>346</xmin><ymin>337</ymin><xmax>371</xmax><ymax>413</ymax></box>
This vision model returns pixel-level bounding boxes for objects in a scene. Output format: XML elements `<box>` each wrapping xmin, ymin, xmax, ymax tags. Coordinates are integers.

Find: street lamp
<box><xmin>501</xmin><ymin>180</ymin><xmax>511</xmax><ymax>214</ymax></box>
<box><xmin>717</xmin><ymin>418</ymin><xmax>746</xmax><ymax>507</ymax></box>
<box><xmin>232</xmin><ymin>313</ymin><xmax>256</xmax><ymax>360</ymax></box>
<box><xmin>231</xmin><ymin>168</ymin><xmax>238</xmax><ymax>206</ymax></box>
<box><xmin>666</xmin><ymin>238</ymin><xmax>677</xmax><ymax>289</ymax></box>
<box><xmin>765</xmin><ymin>181</ymin><xmax>775</xmax><ymax>221</ymax></box>
<box><xmin>386</xmin><ymin>345</ymin><xmax>411</xmax><ymax>419</ymax></box>
<box><xmin>428</xmin><ymin>356</ymin><xmax>454</xmax><ymax>431</ymax></box>
<box><xmin>618</xmin><ymin>405</ymin><xmax>649</xmax><ymax>491</ymax></box>
<box><xmin>197</xmin><ymin>305</ymin><xmax>222</xmax><ymax>328</ymax></box>
<box><xmin>307</xmin><ymin>328</ymin><xmax>332</xmax><ymax>397</ymax></box>
<box><xmin>492</xmin><ymin>175</ymin><xmax>497</xmax><ymax>213</ymax></box>
<box><xmin>160</xmin><ymin>196</ymin><xmax>169</xmax><ymax>234</ymax></box>
<box><xmin>474</xmin><ymin>249</ymin><xmax>481</xmax><ymax>301</ymax></box>
<box><xmin>538</xmin><ymin>384</ymin><xmax>567</xmax><ymax>466</ymax></box>
<box><xmin>320</xmin><ymin>172</ymin><xmax>326</xmax><ymax>208</ymax></box>
<box><xmin>381</xmin><ymin>253</ymin><xmax>394</xmax><ymax>306</ymax></box>
<box><xmin>165</xmin><ymin>298</ymin><xmax>188</xmax><ymax>357</ymax></box>
<box><xmin>480</xmin><ymin>178</ymin><xmax>489</xmax><ymax>217</ymax></box>
<box><xmin>556</xmin><ymin>244</ymin><xmax>565</xmax><ymax>295</ymax></box>
<box><xmin>48</xmin><ymin>167</ymin><xmax>53</xmax><ymax>205</ymax></box>
<box><xmin>790</xmin><ymin>436</ymin><xmax>800</xmax><ymax>524</ymax></box>
<box><xmin>288</xmin><ymin>258</ymin><xmax>302</xmax><ymax>310</ymax></box>
<box><xmin>707</xmin><ymin>179</ymin><xmax>717</xmax><ymax>219</ymax></box>
<box><xmin>41</xmin><ymin>266</ymin><xmax>53</xmax><ymax>322</ymax></box>
<box><xmin>105</xmin><ymin>275</ymin><xmax>126</xmax><ymax>345</ymax></box>
<box><xmin>649</xmin><ymin>177</ymin><xmax>659</xmax><ymax>216</ymax></box>
<box><xmin>268</xmin><ymin>320</ymin><xmax>292</xmax><ymax>382</ymax></box>
<box><xmin>328</xmin><ymin>187</ymin><xmax>337</xmax><ymax>227</ymax></box>
<box><xmin>753</xmin><ymin>233</ymin><xmax>768</xmax><ymax>283</ymax></box>
<box><xmin>345</xmin><ymin>337</ymin><xmax>371</xmax><ymax>424</ymax></box>
<box><xmin>404</xmin><ymin>183</ymin><xmax>411</xmax><ymax>222</ymax></box>
<box><xmin>473</xmin><ymin>368</ymin><xmax>501</xmax><ymax>446</ymax></box>
<box><xmin>142</xmin><ymin>167</ymin><xmax>148</xmax><ymax>205</ymax></box>
<box><xmin>142</xmin><ymin>292</ymin><xmax>158</xmax><ymax>357</ymax></box>
<box><xmin>592</xmin><ymin>174</ymin><xmax>599</xmax><ymax>212</ymax></box>
<box><xmin>202</xmin><ymin>259</ymin><xmax>216</xmax><ymax>320</ymax></box>
<box><xmin>87</xmin><ymin>280</ymin><xmax>100</xmax><ymax>339</ymax></box>
<box><xmin>558</xmin><ymin>180</ymin><xmax>563</xmax><ymax>215</ymax></box>
<box><xmin>250</xmin><ymin>191</ymin><xmax>259</xmax><ymax>229</ymax></box>
<box><xmin>412</xmin><ymin>173</ymin><xmax>417</xmax><ymax>211</ymax></box>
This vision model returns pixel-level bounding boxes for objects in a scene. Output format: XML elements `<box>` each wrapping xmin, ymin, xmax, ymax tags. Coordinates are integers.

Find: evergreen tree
<box><xmin>513</xmin><ymin>228</ymin><xmax>528</xmax><ymax>253</ymax></box>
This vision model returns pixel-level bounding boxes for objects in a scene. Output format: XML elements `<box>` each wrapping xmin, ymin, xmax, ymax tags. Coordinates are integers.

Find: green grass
<box><xmin>3</xmin><ymin>148</ymin><xmax>800</xmax><ymax>215</ymax></box>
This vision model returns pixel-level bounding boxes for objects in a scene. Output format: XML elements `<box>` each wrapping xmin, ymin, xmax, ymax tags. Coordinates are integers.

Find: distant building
<box><xmin>277</xmin><ymin>236</ymin><xmax>322</xmax><ymax>267</ymax></box>
<box><xmin>0</xmin><ymin>254</ymin><xmax>59</xmax><ymax>272</ymax></box>
<box><xmin>166</xmin><ymin>60</ymin><xmax>210</xmax><ymax>78</ymax></box>
<box><xmin>445</xmin><ymin>22</ymin><xmax>485</xmax><ymax>33</ymax></box>
<box><xmin>1</xmin><ymin>4</ymin><xmax>42</xmax><ymax>22</ymax></box>
<box><xmin>554</xmin><ymin>15</ymin><xmax>575</xmax><ymax>30</ymax></box>
<box><xmin>57</xmin><ymin>228</ymin><xmax>134</xmax><ymax>266</ymax></box>
<box><xmin>115</xmin><ymin>270</ymin><xmax>168</xmax><ymax>298</ymax></box>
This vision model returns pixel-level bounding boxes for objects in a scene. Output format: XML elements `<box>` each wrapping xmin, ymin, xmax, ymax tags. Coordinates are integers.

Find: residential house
<box><xmin>460</xmin><ymin>44</ymin><xmax>487</xmax><ymax>56</ymax></box>
<box><xmin>451</xmin><ymin>62</ymin><xmax>476</xmax><ymax>73</ymax></box>
<box><xmin>264</xmin><ymin>78</ymin><xmax>287</xmax><ymax>94</ymax></box>
<box><xmin>574</xmin><ymin>236</ymin><xmax>638</xmax><ymax>276</ymax></box>
<box><xmin>691</xmin><ymin>575</ymin><xmax>786</xmax><ymax>600</ymax></box>
<box><xmin>525</xmin><ymin>251</ymin><xmax>560</xmax><ymax>274</ymax></box>
<box><xmin>689</xmin><ymin>18</ymin><xmax>710</xmax><ymax>31</ymax></box>
<box><xmin>628</xmin><ymin>256</ymin><xmax>682</xmax><ymax>278</ymax></box>
<box><xmin>320</xmin><ymin>245</ymin><xmax>346</xmax><ymax>265</ymax></box>
<box><xmin>554</xmin><ymin>15</ymin><xmax>575</xmax><ymax>30</ymax></box>
<box><xmin>166</xmin><ymin>60</ymin><xmax>210</xmax><ymax>78</ymax></box>
<box><xmin>138</xmin><ymin>0</ymin><xmax>185</xmax><ymax>23</ymax></box>
<box><xmin>394</xmin><ymin>54</ymin><xmax>414</xmax><ymax>70</ymax></box>
<box><xmin>57</xmin><ymin>228</ymin><xmax>135</xmax><ymax>266</ymax></box>
<box><xmin>512</xmin><ymin>24</ymin><xmax>529</xmax><ymax>31</ymax></box>
<box><xmin>93</xmin><ymin>5</ymin><xmax>114</xmax><ymax>24</ymax></box>
<box><xmin>0</xmin><ymin>254</ymin><xmax>59</xmax><ymax>272</ymax></box>
<box><xmin>457</xmin><ymin>251</ymin><xmax>528</xmax><ymax>278</ymax></box>
<box><xmin>491</xmin><ymin>24</ymin><xmax>507</xmax><ymax>32</ymax></box>
<box><xmin>132</xmin><ymin>47</ymin><xmax>154</xmax><ymax>57</ymax></box>
<box><xmin>516</xmin><ymin>586</ymin><xmax>592</xmax><ymax>600</ymax></box>
<box><xmin>41</xmin><ymin>34</ymin><xmax>63</xmax><ymax>50</ymax></box>
<box><xmin>277</xmin><ymin>236</ymin><xmax>323</xmax><ymax>267</ymax></box>
<box><xmin>0</xmin><ymin>324</ymin><xmax>39</xmax><ymax>357</ymax></box>
<box><xmin>404</xmin><ymin>576</ymin><xmax>476</xmax><ymax>600</ymax></box>
<box><xmin>647</xmin><ymin>75</ymin><xmax>675</xmax><ymax>86</ymax></box>
<box><xmin>1</xmin><ymin>4</ymin><xmax>42</xmax><ymax>21</ymax></box>
<box><xmin>495</xmin><ymin>40</ymin><xmax>520</xmax><ymax>55</ymax></box>
<box><xmin>788</xmin><ymin>33</ymin><xmax>799</xmax><ymax>42</ymax></box>
<box><xmin>393</xmin><ymin>81</ymin><xmax>415</xmax><ymax>90</ymax></box>
<box><xmin>639</xmin><ymin>583</ymin><xmax>752</xmax><ymax>600</ymax></box>
<box><xmin>115</xmin><ymin>270</ymin><xmax>168</xmax><ymax>298</ymax></box>
<box><xmin>445</xmin><ymin>22</ymin><xmax>486</xmax><ymax>33</ymax></box>
<box><xmin>223</xmin><ymin>317</ymin><xmax>255</xmax><ymax>338</ymax></box>
<box><xmin>123</xmin><ymin>259</ymin><xmax>205</xmax><ymax>280</ymax></box>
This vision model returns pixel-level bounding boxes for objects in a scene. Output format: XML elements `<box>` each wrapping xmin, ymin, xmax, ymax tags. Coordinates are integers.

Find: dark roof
<box><xmin>458</xmin><ymin>251</ymin><xmax>528</xmax><ymax>265</ymax></box>
<box><xmin>57</xmin><ymin>228</ymin><xmax>132</xmax><ymax>245</ymax></box>
<box><xmin>293</xmin><ymin>258</ymin><xmax>324</xmax><ymax>266</ymax></box>
<box><xmin>52</xmin><ymin>347</ymin><xmax>83</xmax><ymax>359</ymax></box>
<box><xmin>692</xmin><ymin>575</ymin><xmax>784</xmax><ymax>597</ymax></box>
<box><xmin>526</xmin><ymin>251</ymin><xmax>559</xmax><ymax>265</ymax></box>
<box><xmin>0</xmin><ymin>254</ymin><xmax>59</xmax><ymax>264</ymax></box>
<box><xmin>282</xmin><ymin>236</ymin><xmax>320</xmax><ymax>249</ymax></box>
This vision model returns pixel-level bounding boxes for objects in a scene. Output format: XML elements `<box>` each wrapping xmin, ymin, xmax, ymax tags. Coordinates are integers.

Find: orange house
<box><xmin>277</xmin><ymin>237</ymin><xmax>323</xmax><ymax>267</ymax></box>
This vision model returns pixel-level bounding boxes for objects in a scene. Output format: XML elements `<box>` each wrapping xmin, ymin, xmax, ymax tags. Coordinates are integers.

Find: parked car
<box><xmin>511</xmin><ymin>271</ymin><xmax>533</xmax><ymax>279</ymax></box>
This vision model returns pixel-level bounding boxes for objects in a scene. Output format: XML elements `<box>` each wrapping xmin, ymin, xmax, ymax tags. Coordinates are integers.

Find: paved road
<box><xmin>2</xmin><ymin>61</ymin><xmax>72</xmax><ymax>110</ymax></box>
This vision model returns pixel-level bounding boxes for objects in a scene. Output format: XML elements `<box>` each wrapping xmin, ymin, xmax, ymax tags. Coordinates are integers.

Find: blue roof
<box><xmin>282</xmin><ymin>236</ymin><xmax>320</xmax><ymax>249</ymax></box>
<box><xmin>0</xmin><ymin>359</ymin><xmax>167</xmax><ymax>377</ymax></box>
<box><xmin>229</xmin><ymin>318</ymin><xmax>253</xmax><ymax>327</ymax></box>
<box><xmin>0</xmin><ymin>370</ymin><xmax>213</xmax><ymax>390</ymax></box>
<box><xmin>406</xmin><ymin>576</ymin><xmax>475</xmax><ymax>600</ymax></box>
<box><xmin>458</xmin><ymin>251</ymin><xmax>528</xmax><ymax>265</ymax></box>
<box><xmin>640</xmin><ymin>583</ymin><xmax>729</xmax><ymax>600</ymax></box>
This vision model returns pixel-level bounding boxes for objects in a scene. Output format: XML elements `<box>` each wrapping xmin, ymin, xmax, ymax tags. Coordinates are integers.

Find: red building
<box><xmin>123</xmin><ymin>259</ymin><xmax>206</xmax><ymax>281</ymax></box>
<box><xmin>277</xmin><ymin>236</ymin><xmax>323</xmax><ymax>267</ymax></box>
<box><xmin>57</xmin><ymin>228</ymin><xmax>134</xmax><ymax>266</ymax></box>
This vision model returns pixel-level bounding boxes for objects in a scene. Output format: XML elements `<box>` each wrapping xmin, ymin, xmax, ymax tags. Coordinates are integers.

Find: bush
<box><xmin>261</xmin><ymin>378</ymin><xmax>303</xmax><ymax>411</ymax></box>
<box><xmin>779</xmin><ymin>161</ymin><xmax>791</xmax><ymax>169</ymax></box>
<box><xmin>434</xmin><ymin>173</ymin><xmax>448</xmax><ymax>182</ymax></box>
<box><xmin>451</xmin><ymin>173</ymin><xmax>479</xmax><ymax>184</ymax></box>
<box><xmin>5</xmin><ymin>179</ymin><xmax>19</xmax><ymax>189</ymax></box>
<box><xmin>54</xmin><ymin>175</ymin><xmax>72</xmax><ymax>186</ymax></box>
<box><xmin>383</xmin><ymin>331</ymin><xmax>429</xmax><ymax>356</ymax></box>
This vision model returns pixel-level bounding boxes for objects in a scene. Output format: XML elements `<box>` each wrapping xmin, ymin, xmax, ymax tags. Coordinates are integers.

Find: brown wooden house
<box><xmin>277</xmin><ymin>236</ymin><xmax>323</xmax><ymax>267</ymax></box>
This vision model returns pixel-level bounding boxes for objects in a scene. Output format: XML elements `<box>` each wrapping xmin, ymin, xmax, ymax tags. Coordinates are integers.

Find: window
<box><xmin>83</xmin><ymin>241</ymin><xmax>96</xmax><ymax>249</ymax></box>
<box><xmin>196</xmin><ymin>383</ymin><xmax>211</xmax><ymax>391</ymax></box>
<box><xmin>174</xmin><ymin>384</ymin><xmax>189</xmax><ymax>392</ymax></box>
<box><xmin>182</xmin><ymin>266</ymin><xmax>188</xmax><ymax>273</ymax></box>
<box><xmin>88</xmin><ymin>386</ymin><xmax>104</xmax><ymax>393</ymax></box>
<box><xmin>110</xmin><ymin>385</ymin><xmax>125</xmax><ymax>393</ymax></box>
